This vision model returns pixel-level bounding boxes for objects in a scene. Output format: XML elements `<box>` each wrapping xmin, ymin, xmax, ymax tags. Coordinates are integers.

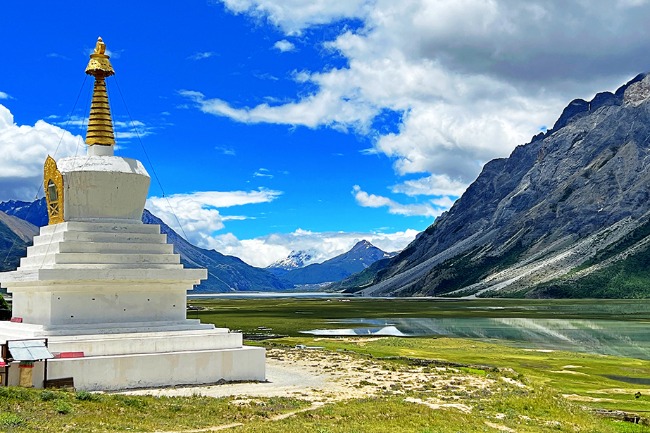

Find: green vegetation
<box><xmin>1</xmin><ymin>297</ymin><xmax>649</xmax><ymax>431</ymax></box>
<box><xmin>525</xmin><ymin>218</ymin><xmax>650</xmax><ymax>298</ymax></box>
<box><xmin>188</xmin><ymin>297</ymin><xmax>650</xmax><ymax>337</ymax></box>
<box><xmin>235</xmin><ymin>392</ymin><xmax>624</xmax><ymax>433</ymax></box>
<box><xmin>0</xmin><ymin>386</ymin><xmax>309</xmax><ymax>432</ymax></box>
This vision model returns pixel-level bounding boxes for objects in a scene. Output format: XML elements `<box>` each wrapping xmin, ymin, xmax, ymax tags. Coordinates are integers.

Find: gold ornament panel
<box><xmin>44</xmin><ymin>155</ymin><xmax>64</xmax><ymax>225</ymax></box>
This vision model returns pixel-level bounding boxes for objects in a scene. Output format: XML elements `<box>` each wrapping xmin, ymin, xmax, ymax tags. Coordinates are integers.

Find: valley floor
<box><xmin>1</xmin><ymin>339</ymin><xmax>649</xmax><ymax>432</ymax></box>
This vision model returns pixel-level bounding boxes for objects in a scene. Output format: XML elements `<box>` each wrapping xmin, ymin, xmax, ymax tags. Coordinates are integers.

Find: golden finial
<box><xmin>85</xmin><ymin>37</ymin><xmax>115</xmax><ymax>147</ymax></box>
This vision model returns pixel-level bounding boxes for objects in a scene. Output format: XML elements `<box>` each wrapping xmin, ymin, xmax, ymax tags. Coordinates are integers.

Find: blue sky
<box><xmin>2</xmin><ymin>1</ymin><xmax>650</xmax><ymax>266</ymax></box>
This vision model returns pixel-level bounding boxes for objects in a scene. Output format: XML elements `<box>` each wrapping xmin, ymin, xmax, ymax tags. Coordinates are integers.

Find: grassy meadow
<box><xmin>0</xmin><ymin>297</ymin><xmax>649</xmax><ymax>432</ymax></box>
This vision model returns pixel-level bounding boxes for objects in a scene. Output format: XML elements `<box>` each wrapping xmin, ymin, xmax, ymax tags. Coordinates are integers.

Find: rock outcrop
<box><xmin>339</xmin><ymin>73</ymin><xmax>650</xmax><ymax>298</ymax></box>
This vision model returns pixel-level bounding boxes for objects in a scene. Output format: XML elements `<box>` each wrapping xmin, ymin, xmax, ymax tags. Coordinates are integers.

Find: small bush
<box><xmin>75</xmin><ymin>390</ymin><xmax>98</xmax><ymax>401</ymax></box>
<box><xmin>40</xmin><ymin>389</ymin><xmax>58</xmax><ymax>401</ymax></box>
<box><xmin>55</xmin><ymin>400</ymin><xmax>72</xmax><ymax>415</ymax></box>
<box><xmin>0</xmin><ymin>412</ymin><xmax>24</xmax><ymax>427</ymax></box>
<box><xmin>115</xmin><ymin>395</ymin><xmax>147</xmax><ymax>409</ymax></box>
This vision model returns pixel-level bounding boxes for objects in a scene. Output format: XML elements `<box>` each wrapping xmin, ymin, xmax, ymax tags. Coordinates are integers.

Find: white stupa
<box><xmin>0</xmin><ymin>38</ymin><xmax>265</xmax><ymax>390</ymax></box>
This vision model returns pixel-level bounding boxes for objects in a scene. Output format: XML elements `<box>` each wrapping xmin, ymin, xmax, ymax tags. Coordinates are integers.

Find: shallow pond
<box><xmin>303</xmin><ymin>318</ymin><xmax>650</xmax><ymax>359</ymax></box>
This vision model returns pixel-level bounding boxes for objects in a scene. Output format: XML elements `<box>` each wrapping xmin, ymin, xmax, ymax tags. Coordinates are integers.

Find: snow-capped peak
<box><xmin>266</xmin><ymin>250</ymin><xmax>317</xmax><ymax>271</ymax></box>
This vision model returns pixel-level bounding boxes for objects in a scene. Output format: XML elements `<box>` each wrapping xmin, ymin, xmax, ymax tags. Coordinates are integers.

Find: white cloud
<box><xmin>145</xmin><ymin>187</ymin><xmax>416</xmax><ymax>268</ymax></box>
<box><xmin>352</xmin><ymin>185</ymin><xmax>448</xmax><ymax>218</ymax></box>
<box><xmin>209</xmin><ymin>227</ymin><xmax>419</xmax><ymax>267</ymax></box>
<box><xmin>146</xmin><ymin>189</ymin><xmax>281</xmax><ymax>247</ymax></box>
<box><xmin>210</xmin><ymin>0</ymin><xmax>650</xmax><ymax>200</ymax></box>
<box><xmin>392</xmin><ymin>174</ymin><xmax>467</xmax><ymax>197</ymax></box>
<box><xmin>0</xmin><ymin>91</ymin><xmax>11</xmax><ymax>100</ymax></box>
<box><xmin>180</xmin><ymin>89</ymin><xmax>375</xmax><ymax>131</ymax></box>
<box><xmin>273</xmin><ymin>39</ymin><xmax>295</xmax><ymax>52</ymax></box>
<box><xmin>215</xmin><ymin>146</ymin><xmax>236</xmax><ymax>156</ymax></box>
<box><xmin>47</xmin><ymin>53</ymin><xmax>69</xmax><ymax>60</ymax></box>
<box><xmin>253</xmin><ymin>168</ymin><xmax>274</xmax><ymax>178</ymax></box>
<box><xmin>188</xmin><ymin>51</ymin><xmax>215</xmax><ymax>61</ymax></box>
<box><xmin>220</xmin><ymin>0</ymin><xmax>369</xmax><ymax>34</ymax></box>
<box><xmin>0</xmin><ymin>104</ymin><xmax>83</xmax><ymax>201</ymax></box>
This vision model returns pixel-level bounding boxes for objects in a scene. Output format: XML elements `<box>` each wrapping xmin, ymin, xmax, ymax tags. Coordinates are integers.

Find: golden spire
<box><xmin>85</xmin><ymin>37</ymin><xmax>115</xmax><ymax>146</ymax></box>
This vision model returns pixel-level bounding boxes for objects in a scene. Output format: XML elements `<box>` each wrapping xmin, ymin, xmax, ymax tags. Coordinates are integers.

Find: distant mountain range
<box><xmin>268</xmin><ymin>240</ymin><xmax>395</xmax><ymax>285</ymax></box>
<box><xmin>0</xmin><ymin>199</ymin><xmax>391</xmax><ymax>292</ymax></box>
<box><xmin>334</xmin><ymin>73</ymin><xmax>650</xmax><ymax>299</ymax></box>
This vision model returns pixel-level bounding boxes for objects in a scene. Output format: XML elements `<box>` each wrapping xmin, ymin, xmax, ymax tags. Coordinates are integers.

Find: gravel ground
<box><xmin>122</xmin><ymin>346</ymin><xmax>496</xmax><ymax>405</ymax></box>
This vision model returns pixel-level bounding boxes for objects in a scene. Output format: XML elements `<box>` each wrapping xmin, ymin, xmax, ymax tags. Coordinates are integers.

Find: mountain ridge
<box><xmin>281</xmin><ymin>240</ymin><xmax>394</xmax><ymax>285</ymax></box>
<box><xmin>336</xmin><ymin>73</ymin><xmax>650</xmax><ymax>298</ymax></box>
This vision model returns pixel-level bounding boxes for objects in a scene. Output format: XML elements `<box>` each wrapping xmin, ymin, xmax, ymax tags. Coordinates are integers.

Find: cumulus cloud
<box><xmin>352</xmin><ymin>185</ymin><xmax>448</xmax><ymax>218</ymax></box>
<box><xmin>206</xmin><ymin>0</ymin><xmax>650</xmax><ymax>202</ymax></box>
<box><xmin>146</xmin><ymin>189</ymin><xmax>281</xmax><ymax>247</ymax></box>
<box><xmin>0</xmin><ymin>91</ymin><xmax>11</xmax><ymax>100</ymax></box>
<box><xmin>145</xmin><ymin>187</ymin><xmax>415</xmax><ymax>267</ymax></box>
<box><xmin>0</xmin><ymin>104</ymin><xmax>83</xmax><ymax>201</ymax></box>
<box><xmin>273</xmin><ymin>39</ymin><xmax>295</xmax><ymax>52</ymax></box>
<box><xmin>209</xmin><ymin>227</ymin><xmax>419</xmax><ymax>267</ymax></box>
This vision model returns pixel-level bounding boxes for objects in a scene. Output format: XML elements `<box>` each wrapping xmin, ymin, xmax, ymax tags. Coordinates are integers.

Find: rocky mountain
<box><xmin>282</xmin><ymin>240</ymin><xmax>394</xmax><ymax>285</ymax></box>
<box><xmin>142</xmin><ymin>210</ymin><xmax>292</xmax><ymax>292</ymax></box>
<box><xmin>0</xmin><ymin>199</ymin><xmax>292</xmax><ymax>292</ymax></box>
<box><xmin>337</xmin><ymin>73</ymin><xmax>650</xmax><ymax>298</ymax></box>
<box><xmin>0</xmin><ymin>211</ymin><xmax>39</xmax><ymax>272</ymax></box>
<box><xmin>0</xmin><ymin>199</ymin><xmax>48</xmax><ymax>227</ymax></box>
<box><xmin>266</xmin><ymin>250</ymin><xmax>316</xmax><ymax>277</ymax></box>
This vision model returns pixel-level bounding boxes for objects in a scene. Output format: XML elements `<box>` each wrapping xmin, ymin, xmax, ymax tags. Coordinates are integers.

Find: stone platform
<box><xmin>0</xmin><ymin>219</ymin><xmax>266</xmax><ymax>390</ymax></box>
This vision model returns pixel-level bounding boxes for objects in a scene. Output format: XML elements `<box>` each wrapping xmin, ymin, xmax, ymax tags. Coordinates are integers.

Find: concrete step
<box><xmin>27</xmin><ymin>241</ymin><xmax>174</xmax><ymax>256</ymax></box>
<box><xmin>20</xmin><ymin>252</ymin><xmax>181</xmax><ymax>267</ymax></box>
<box><xmin>33</xmin><ymin>230</ymin><xmax>167</xmax><ymax>246</ymax></box>
<box><xmin>40</xmin><ymin>221</ymin><xmax>162</xmax><ymax>235</ymax></box>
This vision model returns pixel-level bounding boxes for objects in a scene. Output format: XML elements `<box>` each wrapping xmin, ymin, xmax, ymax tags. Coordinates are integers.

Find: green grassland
<box><xmin>1</xmin><ymin>297</ymin><xmax>649</xmax><ymax>432</ymax></box>
<box><xmin>187</xmin><ymin>297</ymin><xmax>650</xmax><ymax>335</ymax></box>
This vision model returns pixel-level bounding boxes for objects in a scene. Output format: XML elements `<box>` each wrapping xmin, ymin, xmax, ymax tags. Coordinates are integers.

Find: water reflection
<box><xmin>303</xmin><ymin>318</ymin><xmax>650</xmax><ymax>360</ymax></box>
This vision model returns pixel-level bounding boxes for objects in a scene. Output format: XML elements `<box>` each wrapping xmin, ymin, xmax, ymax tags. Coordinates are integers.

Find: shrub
<box><xmin>40</xmin><ymin>389</ymin><xmax>58</xmax><ymax>401</ymax></box>
<box><xmin>76</xmin><ymin>390</ymin><xmax>99</xmax><ymax>401</ymax></box>
<box><xmin>0</xmin><ymin>412</ymin><xmax>24</xmax><ymax>427</ymax></box>
<box><xmin>55</xmin><ymin>401</ymin><xmax>72</xmax><ymax>415</ymax></box>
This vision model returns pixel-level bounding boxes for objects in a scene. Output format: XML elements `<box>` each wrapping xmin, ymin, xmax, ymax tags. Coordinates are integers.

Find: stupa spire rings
<box><xmin>85</xmin><ymin>37</ymin><xmax>115</xmax><ymax>147</ymax></box>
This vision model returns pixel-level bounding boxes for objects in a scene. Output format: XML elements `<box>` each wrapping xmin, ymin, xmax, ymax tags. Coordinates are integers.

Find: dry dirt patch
<box><xmin>124</xmin><ymin>347</ymin><xmax>495</xmax><ymax>405</ymax></box>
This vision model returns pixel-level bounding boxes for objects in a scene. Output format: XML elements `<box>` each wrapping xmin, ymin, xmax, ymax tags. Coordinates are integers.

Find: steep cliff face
<box><xmin>346</xmin><ymin>73</ymin><xmax>650</xmax><ymax>298</ymax></box>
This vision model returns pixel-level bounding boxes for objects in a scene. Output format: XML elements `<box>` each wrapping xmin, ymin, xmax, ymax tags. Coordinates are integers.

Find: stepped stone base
<box><xmin>0</xmin><ymin>219</ymin><xmax>266</xmax><ymax>390</ymax></box>
<box><xmin>0</xmin><ymin>324</ymin><xmax>266</xmax><ymax>390</ymax></box>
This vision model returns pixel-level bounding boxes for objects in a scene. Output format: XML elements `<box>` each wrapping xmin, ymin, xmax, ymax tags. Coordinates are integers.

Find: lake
<box><xmin>189</xmin><ymin>295</ymin><xmax>650</xmax><ymax>360</ymax></box>
<box><xmin>303</xmin><ymin>317</ymin><xmax>650</xmax><ymax>360</ymax></box>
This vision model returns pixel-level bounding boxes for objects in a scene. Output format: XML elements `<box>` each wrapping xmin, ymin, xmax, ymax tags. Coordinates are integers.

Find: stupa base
<box><xmin>0</xmin><ymin>327</ymin><xmax>265</xmax><ymax>390</ymax></box>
